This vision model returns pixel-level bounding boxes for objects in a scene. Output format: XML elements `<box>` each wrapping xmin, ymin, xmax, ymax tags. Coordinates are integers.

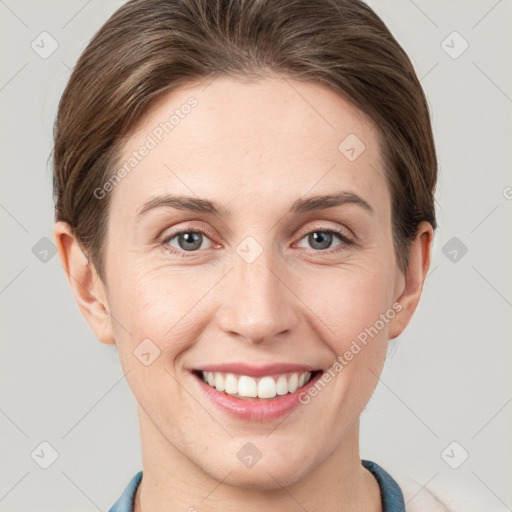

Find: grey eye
<box><xmin>169</xmin><ymin>232</ymin><xmax>206</xmax><ymax>252</ymax></box>
<box><xmin>308</xmin><ymin>231</ymin><xmax>333</xmax><ymax>250</ymax></box>
<box><xmin>298</xmin><ymin>230</ymin><xmax>344</xmax><ymax>251</ymax></box>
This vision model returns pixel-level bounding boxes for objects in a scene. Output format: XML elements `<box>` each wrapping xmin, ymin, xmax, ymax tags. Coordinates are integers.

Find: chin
<box><xmin>222</xmin><ymin>464</ymin><xmax>309</xmax><ymax>491</ymax></box>
<box><xmin>198</xmin><ymin>444</ymin><xmax>316</xmax><ymax>490</ymax></box>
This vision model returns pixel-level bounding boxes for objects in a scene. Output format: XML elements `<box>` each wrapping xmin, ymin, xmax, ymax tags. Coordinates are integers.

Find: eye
<box><xmin>296</xmin><ymin>228</ymin><xmax>353</xmax><ymax>252</ymax></box>
<box><xmin>160</xmin><ymin>226</ymin><xmax>354</xmax><ymax>258</ymax></box>
<box><xmin>161</xmin><ymin>229</ymin><xmax>214</xmax><ymax>256</ymax></box>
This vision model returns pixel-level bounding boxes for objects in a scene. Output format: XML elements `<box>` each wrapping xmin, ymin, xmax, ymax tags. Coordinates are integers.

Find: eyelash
<box><xmin>160</xmin><ymin>226</ymin><xmax>354</xmax><ymax>258</ymax></box>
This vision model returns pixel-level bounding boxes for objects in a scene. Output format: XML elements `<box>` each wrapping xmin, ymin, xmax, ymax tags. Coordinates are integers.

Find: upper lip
<box><xmin>193</xmin><ymin>362</ymin><xmax>320</xmax><ymax>377</ymax></box>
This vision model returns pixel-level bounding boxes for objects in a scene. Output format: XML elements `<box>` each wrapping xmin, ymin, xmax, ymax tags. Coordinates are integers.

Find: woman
<box><xmin>52</xmin><ymin>0</ymin><xmax>444</xmax><ymax>510</ymax></box>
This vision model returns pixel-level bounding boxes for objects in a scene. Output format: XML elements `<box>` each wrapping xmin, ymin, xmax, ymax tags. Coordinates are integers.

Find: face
<box><xmin>61</xmin><ymin>76</ymin><xmax>428</xmax><ymax>490</ymax></box>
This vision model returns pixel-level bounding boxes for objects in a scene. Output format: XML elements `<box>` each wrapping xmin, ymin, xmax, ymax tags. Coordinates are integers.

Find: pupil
<box><xmin>311</xmin><ymin>231</ymin><xmax>331</xmax><ymax>250</ymax></box>
<box><xmin>181</xmin><ymin>232</ymin><xmax>201</xmax><ymax>251</ymax></box>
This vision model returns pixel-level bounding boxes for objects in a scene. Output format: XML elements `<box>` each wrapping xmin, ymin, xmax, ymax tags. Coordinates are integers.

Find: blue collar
<box><xmin>108</xmin><ymin>470</ymin><xmax>142</xmax><ymax>512</ymax></box>
<box><xmin>108</xmin><ymin>460</ymin><xmax>405</xmax><ymax>511</ymax></box>
<box><xmin>362</xmin><ymin>459</ymin><xmax>406</xmax><ymax>511</ymax></box>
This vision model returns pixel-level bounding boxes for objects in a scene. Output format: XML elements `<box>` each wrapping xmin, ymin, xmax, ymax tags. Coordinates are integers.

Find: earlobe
<box><xmin>53</xmin><ymin>221</ymin><xmax>115</xmax><ymax>345</ymax></box>
<box><xmin>388</xmin><ymin>221</ymin><xmax>433</xmax><ymax>340</ymax></box>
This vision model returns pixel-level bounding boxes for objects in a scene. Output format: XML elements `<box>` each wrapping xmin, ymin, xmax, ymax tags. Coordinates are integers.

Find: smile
<box><xmin>191</xmin><ymin>363</ymin><xmax>324</xmax><ymax>421</ymax></box>
<box><xmin>198</xmin><ymin>370</ymin><xmax>316</xmax><ymax>399</ymax></box>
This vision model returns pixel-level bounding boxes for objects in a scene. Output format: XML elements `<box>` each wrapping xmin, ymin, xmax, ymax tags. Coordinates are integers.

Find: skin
<box><xmin>54</xmin><ymin>76</ymin><xmax>432</xmax><ymax>512</ymax></box>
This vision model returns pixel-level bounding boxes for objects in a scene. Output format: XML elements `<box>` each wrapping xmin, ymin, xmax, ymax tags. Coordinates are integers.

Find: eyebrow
<box><xmin>136</xmin><ymin>191</ymin><xmax>374</xmax><ymax>220</ymax></box>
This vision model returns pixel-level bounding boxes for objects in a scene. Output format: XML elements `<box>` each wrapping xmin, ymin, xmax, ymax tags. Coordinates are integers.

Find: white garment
<box><xmin>398</xmin><ymin>474</ymin><xmax>505</xmax><ymax>512</ymax></box>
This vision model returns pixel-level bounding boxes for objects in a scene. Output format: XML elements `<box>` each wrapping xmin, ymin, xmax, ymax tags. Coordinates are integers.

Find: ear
<box><xmin>389</xmin><ymin>221</ymin><xmax>433</xmax><ymax>339</ymax></box>
<box><xmin>53</xmin><ymin>221</ymin><xmax>115</xmax><ymax>345</ymax></box>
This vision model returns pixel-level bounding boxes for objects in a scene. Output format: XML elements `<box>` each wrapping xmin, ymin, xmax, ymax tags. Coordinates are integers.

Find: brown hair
<box><xmin>53</xmin><ymin>0</ymin><xmax>437</xmax><ymax>281</ymax></box>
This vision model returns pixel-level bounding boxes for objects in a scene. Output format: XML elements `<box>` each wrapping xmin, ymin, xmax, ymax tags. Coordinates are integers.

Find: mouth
<box><xmin>192</xmin><ymin>369</ymin><xmax>323</xmax><ymax>400</ymax></box>
<box><xmin>190</xmin><ymin>362</ymin><xmax>325</xmax><ymax>420</ymax></box>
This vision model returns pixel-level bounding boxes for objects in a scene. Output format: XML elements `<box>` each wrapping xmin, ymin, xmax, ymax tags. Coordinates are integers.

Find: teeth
<box><xmin>224</xmin><ymin>373</ymin><xmax>238</xmax><ymax>394</ymax></box>
<box><xmin>201</xmin><ymin>371</ymin><xmax>313</xmax><ymax>399</ymax></box>
<box><xmin>276</xmin><ymin>375</ymin><xmax>288</xmax><ymax>395</ymax></box>
<box><xmin>288</xmin><ymin>373</ymin><xmax>299</xmax><ymax>393</ymax></box>
<box><xmin>214</xmin><ymin>373</ymin><xmax>225</xmax><ymax>392</ymax></box>
<box><xmin>238</xmin><ymin>376</ymin><xmax>258</xmax><ymax>397</ymax></box>
<box><xmin>258</xmin><ymin>376</ymin><xmax>276</xmax><ymax>399</ymax></box>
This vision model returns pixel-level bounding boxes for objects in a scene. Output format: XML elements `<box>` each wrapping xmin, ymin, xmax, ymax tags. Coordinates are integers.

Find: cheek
<box><xmin>295</xmin><ymin>263</ymin><xmax>396</xmax><ymax>409</ymax></box>
<box><xmin>106</xmin><ymin>268</ymin><xmax>201</xmax><ymax>414</ymax></box>
<box><xmin>301</xmin><ymin>265</ymin><xmax>396</xmax><ymax>345</ymax></box>
<box><xmin>107</xmin><ymin>264</ymin><xmax>221</xmax><ymax>366</ymax></box>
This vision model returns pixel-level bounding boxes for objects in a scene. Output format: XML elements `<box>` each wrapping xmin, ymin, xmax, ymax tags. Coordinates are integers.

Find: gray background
<box><xmin>1</xmin><ymin>0</ymin><xmax>511</xmax><ymax>510</ymax></box>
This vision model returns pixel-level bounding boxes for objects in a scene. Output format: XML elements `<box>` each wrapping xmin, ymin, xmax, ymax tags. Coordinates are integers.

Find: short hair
<box><xmin>52</xmin><ymin>0</ymin><xmax>437</xmax><ymax>281</ymax></box>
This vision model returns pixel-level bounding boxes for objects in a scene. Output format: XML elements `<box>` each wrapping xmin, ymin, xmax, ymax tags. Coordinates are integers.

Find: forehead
<box><xmin>110</xmin><ymin>75</ymin><xmax>389</xmax><ymax>218</ymax></box>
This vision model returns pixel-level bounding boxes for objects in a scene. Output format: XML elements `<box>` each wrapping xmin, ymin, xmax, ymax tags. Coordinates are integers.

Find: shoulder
<box><xmin>363</xmin><ymin>460</ymin><xmax>497</xmax><ymax>512</ymax></box>
<box><xmin>399</xmin><ymin>478</ymin><xmax>450</xmax><ymax>512</ymax></box>
<box><xmin>397</xmin><ymin>473</ymin><xmax>503</xmax><ymax>512</ymax></box>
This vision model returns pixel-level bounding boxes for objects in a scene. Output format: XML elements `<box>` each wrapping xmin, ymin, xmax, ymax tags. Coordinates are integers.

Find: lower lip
<box><xmin>192</xmin><ymin>371</ymin><xmax>323</xmax><ymax>422</ymax></box>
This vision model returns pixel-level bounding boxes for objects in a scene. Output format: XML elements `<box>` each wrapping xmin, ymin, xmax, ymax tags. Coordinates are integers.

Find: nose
<box><xmin>216</xmin><ymin>243</ymin><xmax>299</xmax><ymax>345</ymax></box>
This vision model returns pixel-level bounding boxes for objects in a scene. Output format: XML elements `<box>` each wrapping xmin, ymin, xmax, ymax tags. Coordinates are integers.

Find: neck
<box><xmin>133</xmin><ymin>408</ymin><xmax>381</xmax><ymax>512</ymax></box>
